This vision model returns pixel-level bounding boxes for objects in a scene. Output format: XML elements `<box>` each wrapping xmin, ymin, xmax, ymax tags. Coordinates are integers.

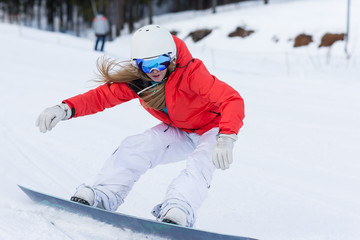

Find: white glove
<box><xmin>36</xmin><ymin>103</ymin><xmax>71</xmax><ymax>133</ymax></box>
<box><xmin>212</xmin><ymin>134</ymin><xmax>238</xmax><ymax>170</ymax></box>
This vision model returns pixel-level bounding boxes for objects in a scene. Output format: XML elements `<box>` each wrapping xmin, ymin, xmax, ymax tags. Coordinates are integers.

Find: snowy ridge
<box><xmin>1</xmin><ymin>0</ymin><xmax>360</xmax><ymax>239</ymax></box>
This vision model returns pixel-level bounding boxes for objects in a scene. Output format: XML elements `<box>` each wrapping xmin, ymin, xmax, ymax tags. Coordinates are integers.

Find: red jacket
<box><xmin>63</xmin><ymin>36</ymin><xmax>244</xmax><ymax>135</ymax></box>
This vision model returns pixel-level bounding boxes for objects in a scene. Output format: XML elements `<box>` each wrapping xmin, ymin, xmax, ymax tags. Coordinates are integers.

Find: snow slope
<box><xmin>1</xmin><ymin>0</ymin><xmax>359</xmax><ymax>239</ymax></box>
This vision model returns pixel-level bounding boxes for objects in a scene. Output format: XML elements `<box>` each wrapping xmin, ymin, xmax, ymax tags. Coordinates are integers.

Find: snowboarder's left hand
<box><xmin>212</xmin><ymin>134</ymin><xmax>238</xmax><ymax>170</ymax></box>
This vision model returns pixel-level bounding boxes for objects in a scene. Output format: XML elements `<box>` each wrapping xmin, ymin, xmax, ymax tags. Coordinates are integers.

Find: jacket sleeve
<box><xmin>105</xmin><ymin>19</ymin><xmax>110</xmax><ymax>33</ymax></box>
<box><xmin>188</xmin><ymin>60</ymin><xmax>245</xmax><ymax>135</ymax></box>
<box><xmin>63</xmin><ymin>82</ymin><xmax>137</xmax><ymax>118</ymax></box>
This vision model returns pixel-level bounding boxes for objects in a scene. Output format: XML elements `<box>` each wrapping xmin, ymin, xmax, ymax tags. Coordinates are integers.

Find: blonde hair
<box><xmin>96</xmin><ymin>57</ymin><xmax>175</xmax><ymax>111</ymax></box>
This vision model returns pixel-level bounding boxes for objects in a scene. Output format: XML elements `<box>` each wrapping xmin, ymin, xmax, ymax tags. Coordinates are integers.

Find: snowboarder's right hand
<box><xmin>36</xmin><ymin>103</ymin><xmax>72</xmax><ymax>133</ymax></box>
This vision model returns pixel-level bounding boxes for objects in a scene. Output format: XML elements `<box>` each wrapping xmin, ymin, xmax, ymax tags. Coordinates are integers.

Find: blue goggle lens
<box><xmin>136</xmin><ymin>54</ymin><xmax>171</xmax><ymax>73</ymax></box>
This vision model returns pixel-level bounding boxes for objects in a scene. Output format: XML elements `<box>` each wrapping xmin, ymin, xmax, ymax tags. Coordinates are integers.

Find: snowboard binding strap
<box><xmin>70</xmin><ymin>196</ymin><xmax>90</xmax><ymax>206</ymax></box>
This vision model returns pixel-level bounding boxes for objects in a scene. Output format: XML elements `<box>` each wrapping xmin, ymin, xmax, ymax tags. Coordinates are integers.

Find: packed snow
<box><xmin>1</xmin><ymin>0</ymin><xmax>359</xmax><ymax>239</ymax></box>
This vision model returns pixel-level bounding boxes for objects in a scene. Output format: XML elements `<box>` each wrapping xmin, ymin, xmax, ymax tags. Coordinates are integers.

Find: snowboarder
<box><xmin>92</xmin><ymin>12</ymin><xmax>110</xmax><ymax>52</ymax></box>
<box><xmin>35</xmin><ymin>25</ymin><xmax>245</xmax><ymax>227</ymax></box>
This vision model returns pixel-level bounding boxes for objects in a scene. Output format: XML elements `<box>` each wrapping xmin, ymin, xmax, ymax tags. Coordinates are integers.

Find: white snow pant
<box><xmin>86</xmin><ymin>123</ymin><xmax>218</xmax><ymax>227</ymax></box>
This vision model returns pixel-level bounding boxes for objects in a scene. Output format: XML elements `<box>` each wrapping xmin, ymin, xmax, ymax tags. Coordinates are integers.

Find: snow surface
<box><xmin>1</xmin><ymin>0</ymin><xmax>360</xmax><ymax>239</ymax></box>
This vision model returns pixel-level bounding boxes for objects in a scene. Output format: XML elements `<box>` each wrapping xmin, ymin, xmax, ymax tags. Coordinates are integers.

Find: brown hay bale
<box><xmin>293</xmin><ymin>33</ymin><xmax>313</xmax><ymax>47</ymax></box>
<box><xmin>319</xmin><ymin>33</ymin><xmax>345</xmax><ymax>47</ymax></box>
<box><xmin>228</xmin><ymin>27</ymin><xmax>254</xmax><ymax>38</ymax></box>
<box><xmin>188</xmin><ymin>29</ymin><xmax>212</xmax><ymax>42</ymax></box>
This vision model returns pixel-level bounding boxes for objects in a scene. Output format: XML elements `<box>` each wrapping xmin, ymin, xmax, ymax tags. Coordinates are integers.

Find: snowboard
<box><xmin>18</xmin><ymin>185</ymin><xmax>257</xmax><ymax>240</ymax></box>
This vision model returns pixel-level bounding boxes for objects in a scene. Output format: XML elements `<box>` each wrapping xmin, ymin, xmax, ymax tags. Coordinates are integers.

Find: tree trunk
<box><xmin>119</xmin><ymin>0</ymin><xmax>125</xmax><ymax>31</ymax></box>
<box><xmin>90</xmin><ymin>0</ymin><xmax>97</xmax><ymax>16</ymax></box>
<box><xmin>99</xmin><ymin>0</ymin><xmax>104</xmax><ymax>12</ymax></box>
<box><xmin>197</xmin><ymin>0</ymin><xmax>203</xmax><ymax>10</ymax></box>
<box><xmin>212</xmin><ymin>0</ymin><xmax>217</xmax><ymax>13</ymax></box>
<box><xmin>174</xmin><ymin>0</ymin><xmax>181</xmax><ymax>12</ymax></box>
<box><xmin>128</xmin><ymin>1</ymin><xmax>134</xmax><ymax>33</ymax></box>
<box><xmin>148</xmin><ymin>0</ymin><xmax>153</xmax><ymax>24</ymax></box>
<box><xmin>112</xmin><ymin>0</ymin><xmax>122</xmax><ymax>36</ymax></box>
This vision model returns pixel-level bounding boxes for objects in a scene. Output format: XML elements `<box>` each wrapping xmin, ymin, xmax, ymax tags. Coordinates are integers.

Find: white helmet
<box><xmin>131</xmin><ymin>25</ymin><xmax>177</xmax><ymax>62</ymax></box>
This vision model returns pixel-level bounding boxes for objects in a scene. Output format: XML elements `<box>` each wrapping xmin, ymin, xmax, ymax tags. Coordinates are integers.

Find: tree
<box><xmin>0</xmin><ymin>0</ymin><xmax>253</xmax><ymax>37</ymax></box>
<box><xmin>146</xmin><ymin>0</ymin><xmax>153</xmax><ymax>24</ymax></box>
<box><xmin>212</xmin><ymin>0</ymin><xmax>217</xmax><ymax>14</ymax></box>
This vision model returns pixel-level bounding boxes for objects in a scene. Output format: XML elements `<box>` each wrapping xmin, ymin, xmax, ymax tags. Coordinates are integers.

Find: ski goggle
<box><xmin>135</xmin><ymin>54</ymin><xmax>171</xmax><ymax>73</ymax></box>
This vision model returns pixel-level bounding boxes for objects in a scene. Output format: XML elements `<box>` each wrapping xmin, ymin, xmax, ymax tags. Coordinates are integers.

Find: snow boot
<box><xmin>70</xmin><ymin>186</ymin><xmax>95</xmax><ymax>206</ymax></box>
<box><xmin>162</xmin><ymin>208</ymin><xmax>187</xmax><ymax>226</ymax></box>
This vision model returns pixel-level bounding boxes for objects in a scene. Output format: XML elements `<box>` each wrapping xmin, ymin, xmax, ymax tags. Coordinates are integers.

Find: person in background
<box><xmin>35</xmin><ymin>25</ymin><xmax>245</xmax><ymax>227</ymax></box>
<box><xmin>92</xmin><ymin>12</ymin><xmax>110</xmax><ymax>52</ymax></box>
